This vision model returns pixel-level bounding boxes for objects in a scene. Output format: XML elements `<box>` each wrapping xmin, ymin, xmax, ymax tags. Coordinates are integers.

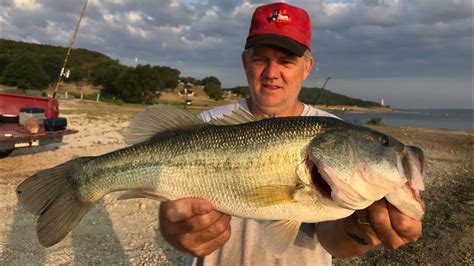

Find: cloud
<box><xmin>1</xmin><ymin>0</ymin><xmax>472</xmax><ymax>107</ymax></box>
<box><xmin>13</xmin><ymin>0</ymin><xmax>42</xmax><ymax>11</ymax></box>
<box><xmin>126</xmin><ymin>11</ymin><xmax>142</xmax><ymax>24</ymax></box>
<box><xmin>306</xmin><ymin>0</ymin><xmax>472</xmax><ymax>80</ymax></box>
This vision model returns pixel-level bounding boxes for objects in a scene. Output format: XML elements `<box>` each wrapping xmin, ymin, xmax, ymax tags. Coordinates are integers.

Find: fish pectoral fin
<box><xmin>245</xmin><ymin>185</ymin><xmax>295</xmax><ymax>206</ymax></box>
<box><xmin>117</xmin><ymin>190</ymin><xmax>169</xmax><ymax>202</ymax></box>
<box><xmin>264</xmin><ymin>220</ymin><xmax>302</xmax><ymax>257</ymax></box>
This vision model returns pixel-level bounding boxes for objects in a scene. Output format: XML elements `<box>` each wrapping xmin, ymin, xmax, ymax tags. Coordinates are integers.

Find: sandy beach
<box><xmin>1</xmin><ymin>100</ymin><xmax>472</xmax><ymax>265</ymax></box>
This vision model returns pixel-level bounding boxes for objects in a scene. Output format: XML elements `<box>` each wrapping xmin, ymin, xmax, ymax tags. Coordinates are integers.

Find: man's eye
<box><xmin>280</xmin><ymin>60</ymin><xmax>295</xmax><ymax>65</ymax></box>
<box><xmin>252</xmin><ymin>58</ymin><xmax>265</xmax><ymax>64</ymax></box>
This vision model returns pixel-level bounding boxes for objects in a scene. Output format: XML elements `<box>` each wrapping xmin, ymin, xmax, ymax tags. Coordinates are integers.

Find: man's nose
<box><xmin>263</xmin><ymin>60</ymin><xmax>279</xmax><ymax>79</ymax></box>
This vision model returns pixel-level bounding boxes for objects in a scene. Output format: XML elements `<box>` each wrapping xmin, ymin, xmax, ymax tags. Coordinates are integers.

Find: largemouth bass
<box><xmin>16</xmin><ymin>105</ymin><xmax>425</xmax><ymax>254</ymax></box>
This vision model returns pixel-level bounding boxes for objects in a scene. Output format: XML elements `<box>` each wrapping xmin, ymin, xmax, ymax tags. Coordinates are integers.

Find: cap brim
<box><xmin>245</xmin><ymin>34</ymin><xmax>307</xmax><ymax>57</ymax></box>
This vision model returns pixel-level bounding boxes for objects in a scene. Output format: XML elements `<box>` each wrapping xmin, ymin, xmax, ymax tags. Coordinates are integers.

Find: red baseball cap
<box><xmin>245</xmin><ymin>2</ymin><xmax>311</xmax><ymax>57</ymax></box>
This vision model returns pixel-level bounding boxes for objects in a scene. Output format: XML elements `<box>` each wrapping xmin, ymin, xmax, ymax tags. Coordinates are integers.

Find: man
<box><xmin>159</xmin><ymin>2</ymin><xmax>422</xmax><ymax>265</ymax></box>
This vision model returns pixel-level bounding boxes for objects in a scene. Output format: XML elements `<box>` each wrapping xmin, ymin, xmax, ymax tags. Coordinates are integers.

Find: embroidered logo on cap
<box><xmin>266</xmin><ymin>9</ymin><xmax>291</xmax><ymax>28</ymax></box>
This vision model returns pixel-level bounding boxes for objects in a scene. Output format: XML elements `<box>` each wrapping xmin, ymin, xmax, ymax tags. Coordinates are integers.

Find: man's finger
<box><xmin>386</xmin><ymin>202</ymin><xmax>422</xmax><ymax>242</ymax></box>
<box><xmin>177</xmin><ymin>210</ymin><xmax>227</xmax><ymax>233</ymax></box>
<box><xmin>180</xmin><ymin>214</ymin><xmax>231</xmax><ymax>256</ymax></box>
<box><xmin>193</xmin><ymin>228</ymin><xmax>232</xmax><ymax>257</ymax></box>
<box><xmin>162</xmin><ymin>198</ymin><xmax>212</xmax><ymax>223</ymax></box>
<box><xmin>192</xmin><ymin>214</ymin><xmax>232</xmax><ymax>244</ymax></box>
<box><xmin>368</xmin><ymin>200</ymin><xmax>405</xmax><ymax>249</ymax></box>
<box><xmin>354</xmin><ymin>210</ymin><xmax>382</xmax><ymax>246</ymax></box>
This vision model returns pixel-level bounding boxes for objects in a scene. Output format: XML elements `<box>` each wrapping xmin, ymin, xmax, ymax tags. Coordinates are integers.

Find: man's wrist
<box><xmin>317</xmin><ymin>219</ymin><xmax>374</xmax><ymax>258</ymax></box>
<box><xmin>340</xmin><ymin>214</ymin><xmax>376</xmax><ymax>248</ymax></box>
<box><xmin>343</xmin><ymin>225</ymin><xmax>369</xmax><ymax>246</ymax></box>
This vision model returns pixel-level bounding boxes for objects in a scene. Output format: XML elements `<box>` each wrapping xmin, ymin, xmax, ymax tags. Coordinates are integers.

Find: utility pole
<box><xmin>314</xmin><ymin>77</ymin><xmax>331</xmax><ymax>105</ymax></box>
<box><xmin>52</xmin><ymin>0</ymin><xmax>88</xmax><ymax>98</ymax></box>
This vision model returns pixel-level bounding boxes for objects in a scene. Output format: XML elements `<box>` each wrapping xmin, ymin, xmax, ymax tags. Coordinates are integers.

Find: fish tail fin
<box><xmin>16</xmin><ymin>157</ymin><xmax>95</xmax><ymax>247</ymax></box>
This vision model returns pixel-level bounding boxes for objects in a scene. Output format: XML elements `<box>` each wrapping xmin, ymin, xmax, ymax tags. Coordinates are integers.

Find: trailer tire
<box><xmin>0</xmin><ymin>149</ymin><xmax>13</xmax><ymax>159</ymax></box>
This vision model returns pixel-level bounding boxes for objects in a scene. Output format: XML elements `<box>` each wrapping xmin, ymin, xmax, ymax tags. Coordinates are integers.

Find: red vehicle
<box><xmin>0</xmin><ymin>93</ymin><xmax>77</xmax><ymax>158</ymax></box>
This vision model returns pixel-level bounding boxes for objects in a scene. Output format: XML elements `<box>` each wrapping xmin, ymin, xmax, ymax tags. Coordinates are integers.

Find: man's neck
<box><xmin>246</xmin><ymin>99</ymin><xmax>304</xmax><ymax>118</ymax></box>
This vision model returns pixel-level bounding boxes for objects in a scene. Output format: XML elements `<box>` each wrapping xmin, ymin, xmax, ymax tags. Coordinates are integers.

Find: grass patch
<box><xmin>367</xmin><ymin>117</ymin><xmax>383</xmax><ymax>125</ymax></box>
<box><xmin>59</xmin><ymin>97</ymin><xmax>231</xmax><ymax>119</ymax></box>
<box><xmin>60</xmin><ymin>100</ymin><xmax>144</xmax><ymax>119</ymax></box>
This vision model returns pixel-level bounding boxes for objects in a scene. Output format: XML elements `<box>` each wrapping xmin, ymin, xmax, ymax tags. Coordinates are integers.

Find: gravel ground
<box><xmin>1</xmin><ymin>103</ymin><xmax>472</xmax><ymax>265</ymax></box>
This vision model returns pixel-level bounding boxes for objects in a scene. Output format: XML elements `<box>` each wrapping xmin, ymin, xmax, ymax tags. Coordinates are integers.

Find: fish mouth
<box><xmin>402</xmin><ymin>145</ymin><xmax>425</xmax><ymax>191</ymax></box>
<box><xmin>306</xmin><ymin>159</ymin><xmax>332</xmax><ymax>198</ymax></box>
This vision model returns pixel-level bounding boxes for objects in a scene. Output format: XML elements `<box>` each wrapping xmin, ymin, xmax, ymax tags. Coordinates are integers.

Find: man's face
<box><xmin>242</xmin><ymin>46</ymin><xmax>314</xmax><ymax>116</ymax></box>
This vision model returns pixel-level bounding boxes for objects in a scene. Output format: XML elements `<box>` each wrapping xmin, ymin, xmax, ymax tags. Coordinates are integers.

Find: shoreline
<box><xmin>315</xmin><ymin>104</ymin><xmax>395</xmax><ymax>113</ymax></box>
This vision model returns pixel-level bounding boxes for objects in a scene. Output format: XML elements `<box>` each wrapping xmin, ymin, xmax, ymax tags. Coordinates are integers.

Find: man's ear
<box><xmin>303</xmin><ymin>56</ymin><xmax>314</xmax><ymax>80</ymax></box>
<box><xmin>241</xmin><ymin>51</ymin><xmax>247</xmax><ymax>68</ymax></box>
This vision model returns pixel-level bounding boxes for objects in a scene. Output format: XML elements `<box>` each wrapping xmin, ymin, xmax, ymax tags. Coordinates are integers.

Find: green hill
<box><xmin>0</xmin><ymin>39</ymin><xmax>181</xmax><ymax>103</ymax></box>
<box><xmin>0</xmin><ymin>38</ymin><xmax>118</xmax><ymax>83</ymax></box>
<box><xmin>225</xmin><ymin>86</ymin><xmax>381</xmax><ymax>107</ymax></box>
<box><xmin>299</xmin><ymin>87</ymin><xmax>380</xmax><ymax>107</ymax></box>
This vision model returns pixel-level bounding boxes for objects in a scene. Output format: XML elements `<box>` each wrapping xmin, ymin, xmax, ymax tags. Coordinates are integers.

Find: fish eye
<box><xmin>379</xmin><ymin>135</ymin><xmax>390</xmax><ymax>147</ymax></box>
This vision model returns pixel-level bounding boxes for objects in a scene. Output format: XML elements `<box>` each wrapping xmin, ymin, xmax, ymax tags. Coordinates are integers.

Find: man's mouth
<box><xmin>262</xmin><ymin>84</ymin><xmax>281</xmax><ymax>91</ymax></box>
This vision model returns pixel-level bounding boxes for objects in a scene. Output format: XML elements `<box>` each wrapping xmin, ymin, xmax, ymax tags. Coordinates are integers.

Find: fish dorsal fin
<box><xmin>207</xmin><ymin>108</ymin><xmax>261</xmax><ymax>125</ymax></box>
<box><xmin>264</xmin><ymin>220</ymin><xmax>302</xmax><ymax>257</ymax></box>
<box><xmin>124</xmin><ymin>105</ymin><xmax>204</xmax><ymax>145</ymax></box>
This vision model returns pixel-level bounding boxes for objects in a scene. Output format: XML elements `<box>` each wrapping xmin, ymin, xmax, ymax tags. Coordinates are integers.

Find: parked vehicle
<box><xmin>0</xmin><ymin>93</ymin><xmax>77</xmax><ymax>158</ymax></box>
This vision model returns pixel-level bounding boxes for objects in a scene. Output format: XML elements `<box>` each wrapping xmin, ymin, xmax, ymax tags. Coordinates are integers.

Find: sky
<box><xmin>1</xmin><ymin>0</ymin><xmax>472</xmax><ymax>108</ymax></box>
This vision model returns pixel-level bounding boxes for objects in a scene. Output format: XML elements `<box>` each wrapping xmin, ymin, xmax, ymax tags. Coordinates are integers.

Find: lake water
<box><xmin>333</xmin><ymin>109</ymin><xmax>473</xmax><ymax>131</ymax></box>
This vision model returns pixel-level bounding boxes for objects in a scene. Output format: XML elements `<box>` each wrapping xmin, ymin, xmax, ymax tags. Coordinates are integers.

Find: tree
<box><xmin>156</xmin><ymin>66</ymin><xmax>180</xmax><ymax>89</ymax></box>
<box><xmin>180</xmin><ymin>76</ymin><xmax>198</xmax><ymax>85</ymax></box>
<box><xmin>91</xmin><ymin>62</ymin><xmax>127</xmax><ymax>97</ymax></box>
<box><xmin>1</xmin><ymin>55</ymin><xmax>50</xmax><ymax>90</ymax></box>
<box><xmin>202</xmin><ymin>76</ymin><xmax>221</xmax><ymax>87</ymax></box>
<box><xmin>0</xmin><ymin>56</ymin><xmax>11</xmax><ymax>77</ymax></box>
<box><xmin>231</xmin><ymin>86</ymin><xmax>250</xmax><ymax>98</ymax></box>
<box><xmin>113</xmin><ymin>68</ymin><xmax>141</xmax><ymax>102</ymax></box>
<box><xmin>206</xmin><ymin>82</ymin><xmax>224</xmax><ymax>101</ymax></box>
<box><xmin>39</xmin><ymin>55</ymin><xmax>63</xmax><ymax>82</ymax></box>
<box><xmin>113</xmin><ymin>64</ymin><xmax>162</xmax><ymax>103</ymax></box>
<box><xmin>202</xmin><ymin>76</ymin><xmax>223</xmax><ymax>101</ymax></box>
<box><xmin>68</xmin><ymin>67</ymin><xmax>87</xmax><ymax>82</ymax></box>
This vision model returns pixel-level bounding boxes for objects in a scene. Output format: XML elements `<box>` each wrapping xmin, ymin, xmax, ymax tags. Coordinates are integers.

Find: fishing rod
<box><xmin>52</xmin><ymin>0</ymin><xmax>88</xmax><ymax>98</ymax></box>
<box><xmin>313</xmin><ymin>76</ymin><xmax>331</xmax><ymax>105</ymax></box>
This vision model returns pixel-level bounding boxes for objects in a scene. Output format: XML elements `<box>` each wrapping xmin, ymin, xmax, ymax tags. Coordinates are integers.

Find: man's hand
<box><xmin>317</xmin><ymin>199</ymin><xmax>422</xmax><ymax>258</ymax></box>
<box><xmin>344</xmin><ymin>199</ymin><xmax>422</xmax><ymax>249</ymax></box>
<box><xmin>159</xmin><ymin>198</ymin><xmax>232</xmax><ymax>257</ymax></box>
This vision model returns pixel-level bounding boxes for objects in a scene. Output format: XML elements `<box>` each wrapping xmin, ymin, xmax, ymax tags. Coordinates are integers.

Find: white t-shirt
<box><xmin>197</xmin><ymin>99</ymin><xmax>338</xmax><ymax>122</ymax></box>
<box><xmin>188</xmin><ymin>99</ymin><xmax>337</xmax><ymax>266</ymax></box>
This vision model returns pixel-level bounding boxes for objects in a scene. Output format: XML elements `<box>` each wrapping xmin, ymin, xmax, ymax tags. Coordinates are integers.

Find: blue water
<box><xmin>333</xmin><ymin>109</ymin><xmax>473</xmax><ymax>130</ymax></box>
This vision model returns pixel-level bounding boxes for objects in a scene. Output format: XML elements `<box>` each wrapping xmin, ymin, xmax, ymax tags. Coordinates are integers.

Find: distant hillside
<box><xmin>0</xmin><ymin>39</ymin><xmax>181</xmax><ymax>104</ymax></box>
<box><xmin>299</xmin><ymin>87</ymin><xmax>381</xmax><ymax>107</ymax></box>
<box><xmin>0</xmin><ymin>38</ymin><xmax>118</xmax><ymax>83</ymax></box>
<box><xmin>225</xmin><ymin>86</ymin><xmax>381</xmax><ymax>107</ymax></box>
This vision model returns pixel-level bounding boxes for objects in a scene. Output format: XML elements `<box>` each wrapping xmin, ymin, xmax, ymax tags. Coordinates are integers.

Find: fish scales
<box><xmin>77</xmin><ymin>117</ymin><xmax>341</xmax><ymax>219</ymax></box>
